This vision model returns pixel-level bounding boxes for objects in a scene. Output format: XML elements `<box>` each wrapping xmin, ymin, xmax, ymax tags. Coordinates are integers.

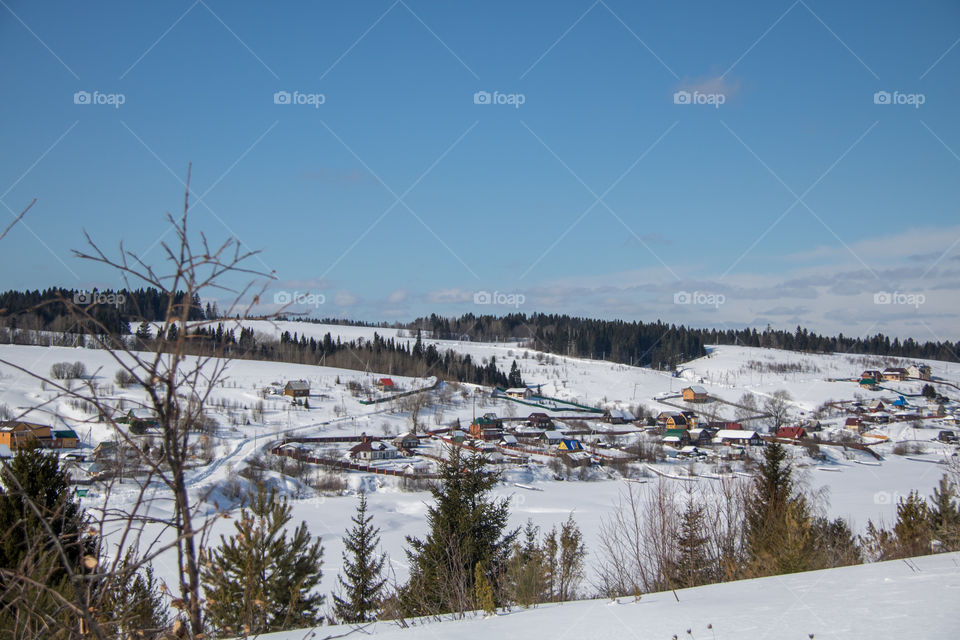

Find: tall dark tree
<box><xmin>333</xmin><ymin>493</ymin><xmax>387</xmax><ymax>624</ymax></box>
<box><xmin>402</xmin><ymin>447</ymin><xmax>517</xmax><ymax>616</ymax></box>
<box><xmin>97</xmin><ymin>550</ymin><xmax>169</xmax><ymax>639</ymax></box>
<box><xmin>669</xmin><ymin>497</ymin><xmax>713</xmax><ymax>588</ymax></box>
<box><xmin>893</xmin><ymin>491</ymin><xmax>932</xmax><ymax>558</ymax></box>
<box><xmin>202</xmin><ymin>484</ymin><xmax>325</xmax><ymax>636</ymax></box>
<box><xmin>0</xmin><ymin>445</ymin><xmax>95</xmax><ymax>638</ymax></box>
<box><xmin>744</xmin><ymin>443</ymin><xmax>816</xmax><ymax>576</ymax></box>
<box><xmin>508</xmin><ymin>360</ymin><xmax>523</xmax><ymax>388</ymax></box>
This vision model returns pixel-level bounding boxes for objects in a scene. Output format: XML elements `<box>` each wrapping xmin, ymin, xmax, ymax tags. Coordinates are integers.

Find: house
<box><xmin>713</xmin><ymin>430</ymin><xmax>762</xmax><ymax>446</ymax></box>
<box><xmin>663</xmin><ymin>428</ymin><xmax>692</xmax><ymax>448</ymax></box>
<box><xmin>681</xmin><ymin>411</ymin><xmax>698</xmax><ymax>428</ymax></box>
<box><xmin>92</xmin><ymin>441</ymin><xmax>118</xmax><ymax>459</ymax></box>
<box><xmin>882</xmin><ymin>368</ymin><xmax>907</xmax><ymax>382</ymax></box>
<box><xmin>527</xmin><ymin>413</ymin><xmax>553</xmax><ymax>428</ymax></box>
<box><xmin>777</xmin><ymin>426</ymin><xmax>807</xmax><ymax>440</ymax></box>
<box><xmin>500</xmin><ymin>434</ymin><xmax>519</xmax><ymax>446</ymax></box>
<box><xmin>562</xmin><ymin>451</ymin><xmax>592</xmax><ymax>468</ymax></box>
<box><xmin>283</xmin><ymin>380</ymin><xmax>311</xmax><ymax>398</ymax></box>
<box><xmin>557</xmin><ymin>439</ymin><xmax>583</xmax><ymax>452</ymax></box>
<box><xmin>52</xmin><ymin>428</ymin><xmax>80</xmax><ymax>449</ymax></box>
<box><xmin>707</xmin><ymin>421</ymin><xmax>742</xmax><ymax>430</ymax></box>
<box><xmin>603</xmin><ymin>408</ymin><xmax>635</xmax><ymax>424</ymax></box>
<box><xmin>845</xmin><ymin>417</ymin><xmax>863</xmax><ymax>432</ymax></box>
<box><xmin>540</xmin><ymin>430</ymin><xmax>565</xmax><ymax>446</ymax></box>
<box><xmin>392</xmin><ymin>432</ymin><xmax>420</xmax><ymax>451</ymax></box>
<box><xmin>469</xmin><ymin>415</ymin><xmax>503</xmax><ymax>439</ymax></box>
<box><xmin>0</xmin><ymin>421</ymin><xmax>52</xmax><ymax>450</ymax></box>
<box><xmin>505</xmin><ymin>387</ymin><xmax>532</xmax><ymax>400</ymax></box>
<box><xmin>867</xmin><ymin>400</ymin><xmax>886</xmax><ymax>413</ymax></box>
<box><xmin>859</xmin><ymin>377</ymin><xmax>878</xmax><ymax>389</ymax></box>
<box><xmin>682</xmin><ymin>385</ymin><xmax>709</xmax><ymax>403</ymax></box>
<box><xmin>918</xmin><ymin>365</ymin><xmax>932</xmax><ymax>381</ymax></box>
<box><xmin>349</xmin><ymin>438</ymin><xmax>400</xmax><ymax>461</ymax></box>
<box><xmin>449</xmin><ymin>429</ymin><xmax>468</xmax><ymax>443</ymax></box>
<box><xmin>861</xmin><ymin>370</ymin><xmax>882</xmax><ymax>382</ymax></box>
<box><xmin>687</xmin><ymin>428</ymin><xmax>713</xmax><ymax>445</ymax></box>
<box><xmin>656</xmin><ymin>412</ymin><xmax>688</xmax><ymax>429</ymax></box>
<box><xmin>376</xmin><ymin>378</ymin><xmax>395</xmax><ymax>392</ymax></box>
<box><xmin>891</xmin><ymin>396</ymin><xmax>909</xmax><ymax>408</ymax></box>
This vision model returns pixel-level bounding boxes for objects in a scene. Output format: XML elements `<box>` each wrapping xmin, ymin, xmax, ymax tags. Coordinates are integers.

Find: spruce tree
<box><xmin>508</xmin><ymin>360</ymin><xmax>523</xmax><ymax>388</ymax></box>
<box><xmin>402</xmin><ymin>447</ymin><xmax>516</xmax><ymax>616</ymax></box>
<box><xmin>505</xmin><ymin>521</ymin><xmax>549</xmax><ymax>608</ymax></box>
<box><xmin>670</xmin><ymin>497</ymin><xmax>712</xmax><ymax>588</ymax></box>
<box><xmin>0</xmin><ymin>445</ymin><xmax>95</xmax><ymax>638</ymax></box>
<box><xmin>744</xmin><ymin>443</ymin><xmax>816</xmax><ymax>576</ymax></box>
<box><xmin>202</xmin><ymin>484</ymin><xmax>325</xmax><ymax>636</ymax></box>
<box><xmin>893</xmin><ymin>490</ymin><xmax>931</xmax><ymax>558</ymax></box>
<box><xmin>929</xmin><ymin>474</ymin><xmax>960</xmax><ymax>552</ymax></box>
<box><xmin>333</xmin><ymin>492</ymin><xmax>387</xmax><ymax>624</ymax></box>
<box><xmin>98</xmin><ymin>550</ymin><xmax>169</xmax><ymax>639</ymax></box>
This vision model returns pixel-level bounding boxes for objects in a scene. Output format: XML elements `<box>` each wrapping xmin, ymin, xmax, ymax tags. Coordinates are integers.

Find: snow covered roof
<box><xmin>541</xmin><ymin>430</ymin><xmax>564</xmax><ymax>440</ymax></box>
<box><xmin>500</xmin><ymin>435</ymin><xmax>518</xmax><ymax>445</ymax></box>
<box><xmin>714</xmin><ymin>430</ymin><xmax>758</xmax><ymax>440</ymax></box>
<box><xmin>686</xmin><ymin>385</ymin><xmax>708</xmax><ymax>395</ymax></box>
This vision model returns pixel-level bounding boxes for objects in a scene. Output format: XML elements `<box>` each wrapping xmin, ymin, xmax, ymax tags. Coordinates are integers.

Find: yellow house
<box><xmin>0</xmin><ymin>422</ymin><xmax>52</xmax><ymax>450</ymax></box>
<box><xmin>682</xmin><ymin>385</ymin><xmax>709</xmax><ymax>403</ymax></box>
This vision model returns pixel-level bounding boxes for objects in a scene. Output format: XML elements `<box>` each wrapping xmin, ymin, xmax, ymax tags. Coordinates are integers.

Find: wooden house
<box><xmin>713</xmin><ymin>430</ymin><xmax>762</xmax><ymax>446</ymax></box>
<box><xmin>540</xmin><ymin>430</ymin><xmax>565</xmax><ymax>446</ymax></box>
<box><xmin>349</xmin><ymin>438</ymin><xmax>400</xmax><ymax>461</ymax></box>
<box><xmin>882</xmin><ymin>368</ymin><xmax>907</xmax><ymax>382</ymax></box>
<box><xmin>527</xmin><ymin>413</ymin><xmax>553</xmax><ymax>428</ymax></box>
<box><xmin>283</xmin><ymin>380</ymin><xmax>311</xmax><ymax>398</ymax></box>
<box><xmin>52</xmin><ymin>428</ymin><xmax>80</xmax><ymax>449</ymax></box>
<box><xmin>776</xmin><ymin>426</ymin><xmax>807</xmax><ymax>440</ymax></box>
<box><xmin>392</xmin><ymin>432</ymin><xmax>420</xmax><ymax>451</ymax></box>
<box><xmin>681</xmin><ymin>385</ymin><xmax>709</xmax><ymax>403</ymax></box>
<box><xmin>505</xmin><ymin>387</ymin><xmax>532</xmax><ymax>400</ymax></box>
<box><xmin>376</xmin><ymin>378</ymin><xmax>395</xmax><ymax>392</ymax></box>
<box><xmin>0</xmin><ymin>421</ymin><xmax>52</xmax><ymax>450</ymax></box>
<box><xmin>657</xmin><ymin>412</ymin><xmax>688</xmax><ymax>429</ymax></box>
<box><xmin>557</xmin><ymin>439</ymin><xmax>583</xmax><ymax>452</ymax></box>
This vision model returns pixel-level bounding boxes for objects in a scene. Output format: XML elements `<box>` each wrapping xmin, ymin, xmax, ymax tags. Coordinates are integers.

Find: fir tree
<box><xmin>929</xmin><ymin>475</ymin><xmax>960</xmax><ymax>552</ymax></box>
<box><xmin>0</xmin><ymin>445</ymin><xmax>96</xmax><ymax>637</ymax></box>
<box><xmin>333</xmin><ymin>493</ymin><xmax>387</xmax><ymax>624</ymax></box>
<box><xmin>744</xmin><ymin>443</ymin><xmax>816</xmax><ymax>576</ymax></box>
<box><xmin>893</xmin><ymin>490</ymin><xmax>931</xmax><ymax>558</ymax></box>
<box><xmin>97</xmin><ymin>550</ymin><xmax>169</xmax><ymax>639</ymax></box>
<box><xmin>543</xmin><ymin>513</ymin><xmax>585</xmax><ymax>602</ymax></box>
<box><xmin>508</xmin><ymin>360</ymin><xmax>523</xmax><ymax>388</ymax></box>
<box><xmin>670</xmin><ymin>497</ymin><xmax>712</xmax><ymax>588</ymax></box>
<box><xmin>505</xmin><ymin>521</ymin><xmax>549</xmax><ymax>608</ymax></box>
<box><xmin>202</xmin><ymin>484</ymin><xmax>325</xmax><ymax>636</ymax></box>
<box><xmin>402</xmin><ymin>447</ymin><xmax>517</xmax><ymax>616</ymax></box>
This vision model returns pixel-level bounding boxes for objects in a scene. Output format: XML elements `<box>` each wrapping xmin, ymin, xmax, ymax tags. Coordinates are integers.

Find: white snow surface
<box><xmin>260</xmin><ymin>552</ymin><xmax>960</xmax><ymax>639</ymax></box>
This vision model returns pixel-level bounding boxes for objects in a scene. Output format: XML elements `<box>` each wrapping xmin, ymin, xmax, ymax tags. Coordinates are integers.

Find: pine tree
<box><xmin>333</xmin><ymin>493</ymin><xmax>387</xmax><ymax>624</ymax></box>
<box><xmin>670</xmin><ymin>497</ymin><xmax>712</xmax><ymax>588</ymax></box>
<box><xmin>508</xmin><ymin>360</ymin><xmax>523</xmax><ymax>388</ymax></box>
<box><xmin>474</xmin><ymin>562</ymin><xmax>495</xmax><ymax>615</ymax></box>
<box><xmin>929</xmin><ymin>475</ymin><xmax>960</xmax><ymax>551</ymax></box>
<box><xmin>892</xmin><ymin>490</ymin><xmax>931</xmax><ymax>558</ymax></box>
<box><xmin>202</xmin><ymin>484</ymin><xmax>325</xmax><ymax>636</ymax></box>
<box><xmin>402</xmin><ymin>447</ymin><xmax>517</xmax><ymax>616</ymax></box>
<box><xmin>0</xmin><ymin>445</ymin><xmax>96</xmax><ymax>637</ymax></box>
<box><xmin>543</xmin><ymin>513</ymin><xmax>585</xmax><ymax>602</ymax></box>
<box><xmin>505</xmin><ymin>521</ymin><xmax>549</xmax><ymax>608</ymax></box>
<box><xmin>744</xmin><ymin>443</ymin><xmax>816</xmax><ymax>576</ymax></box>
<box><xmin>98</xmin><ymin>550</ymin><xmax>169</xmax><ymax>639</ymax></box>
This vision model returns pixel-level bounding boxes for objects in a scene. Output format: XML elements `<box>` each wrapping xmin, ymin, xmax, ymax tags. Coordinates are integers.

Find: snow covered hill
<box><xmin>261</xmin><ymin>552</ymin><xmax>960</xmax><ymax>639</ymax></box>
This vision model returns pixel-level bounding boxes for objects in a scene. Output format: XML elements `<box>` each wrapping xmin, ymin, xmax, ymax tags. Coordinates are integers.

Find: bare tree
<box><xmin>0</xmin><ymin>169</ymin><xmax>274</xmax><ymax>638</ymax></box>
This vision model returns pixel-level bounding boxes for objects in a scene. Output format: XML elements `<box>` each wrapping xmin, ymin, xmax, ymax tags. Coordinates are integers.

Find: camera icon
<box><xmin>73</xmin><ymin>91</ymin><xmax>91</xmax><ymax>105</ymax></box>
<box><xmin>873</xmin><ymin>91</ymin><xmax>891</xmax><ymax>105</ymax></box>
<box><xmin>274</xmin><ymin>290</ymin><xmax>292</xmax><ymax>305</ymax></box>
<box><xmin>673</xmin><ymin>291</ymin><xmax>691</xmax><ymax>305</ymax></box>
<box><xmin>473</xmin><ymin>91</ymin><xmax>491</xmax><ymax>105</ymax></box>
<box><xmin>873</xmin><ymin>291</ymin><xmax>891</xmax><ymax>305</ymax></box>
<box><xmin>473</xmin><ymin>291</ymin><xmax>492</xmax><ymax>305</ymax></box>
<box><xmin>873</xmin><ymin>491</ymin><xmax>891</xmax><ymax>505</ymax></box>
<box><xmin>273</xmin><ymin>91</ymin><xmax>291</xmax><ymax>105</ymax></box>
<box><xmin>673</xmin><ymin>90</ymin><xmax>691</xmax><ymax>105</ymax></box>
<box><xmin>73</xmin><ymin>291</ymin><xmax>91</xmax><ymax>305</ymax></box>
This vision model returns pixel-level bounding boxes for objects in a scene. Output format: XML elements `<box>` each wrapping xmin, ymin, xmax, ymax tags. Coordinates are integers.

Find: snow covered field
<box><xmin>261</xmin><ymin>551</ymin><xmax>960</xmax><ymax>640</ymax></box>
<box><xmin>1</xmin><ymin>323</ymin><xmax>959</xmax><ymax>620</ymax></box>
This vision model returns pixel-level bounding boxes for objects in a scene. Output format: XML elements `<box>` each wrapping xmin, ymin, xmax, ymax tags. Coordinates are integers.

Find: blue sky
<box><xmin>1</xmin><ymin>0</ymin><xmax>958</xmax><ymax>339</ymax></box>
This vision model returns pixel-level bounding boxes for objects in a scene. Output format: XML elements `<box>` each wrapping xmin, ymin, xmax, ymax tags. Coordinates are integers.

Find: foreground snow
<box><xmin>262</xmin><ymin>552</ymin><xmax>960</xmax><ymax>640</ymax></box>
